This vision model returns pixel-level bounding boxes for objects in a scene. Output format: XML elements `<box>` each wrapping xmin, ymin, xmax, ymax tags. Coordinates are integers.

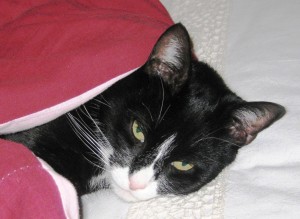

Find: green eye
<box><xmin>132</xmin><ymin>120</ymin><xmax>145</xmax><ymax>143</ymax></box>
<box><xmin>171</xmin><ymin>161</ymin><xmax>194</xmax><ymax>171</ymax></box>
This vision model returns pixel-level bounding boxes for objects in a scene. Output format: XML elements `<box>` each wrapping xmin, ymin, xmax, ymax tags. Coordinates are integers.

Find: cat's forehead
<box><xmin>131</xmin><ymin>96</ymin><xmax>217</xmax><ymax>147</ymax></box>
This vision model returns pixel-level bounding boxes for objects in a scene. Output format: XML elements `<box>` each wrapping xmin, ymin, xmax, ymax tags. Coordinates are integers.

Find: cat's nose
<box><xmin>128</xmin><ymin>166</ymin><xmax>154</xmax><ymax>190</ymax></box>
<box><xmin>129</xmin><ymin>176</ymin><xmax>147</xmax><ymax>190</ymax></box>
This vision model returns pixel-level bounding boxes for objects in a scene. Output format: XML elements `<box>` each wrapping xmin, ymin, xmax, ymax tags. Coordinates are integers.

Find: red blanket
<box><xmin>0</xmin><ymin>0</ymin><xmax>173</xmax><ymax>218</ymax></box>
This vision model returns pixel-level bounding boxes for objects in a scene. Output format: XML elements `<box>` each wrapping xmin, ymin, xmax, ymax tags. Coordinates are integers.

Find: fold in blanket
<box><xmin>0</xmin><ymin>0</ymin><xmax>173</xmax><ymax>130</ymax></box>
<box><xmin>0</xmin><ymin>139</ymin><xmax>79</xmax><ymax>219</ymax></box>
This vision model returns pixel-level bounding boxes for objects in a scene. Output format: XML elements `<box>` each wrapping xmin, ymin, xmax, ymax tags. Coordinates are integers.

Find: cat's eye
<box><xmin>171</xmin><ymin>161</ymin><xmax>194</xmax><ymax>171</ymax></box>
<box><xmin>132</xmin><ymin>120</ymin><xmax>145</xmax><ymax>143</ymax></box>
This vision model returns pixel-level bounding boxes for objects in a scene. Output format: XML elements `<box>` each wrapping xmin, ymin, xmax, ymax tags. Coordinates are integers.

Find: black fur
<box><xmin>1</xmin><ymin>24</ymin><xmax>285</xmax><ymax>197</ymax></box>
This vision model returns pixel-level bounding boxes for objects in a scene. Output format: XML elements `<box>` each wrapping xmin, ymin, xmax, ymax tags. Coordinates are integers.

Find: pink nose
<box><xmin>129</xmin><ymin>177</ymin><xmax>147</xmax><ymax>190</ymax></box>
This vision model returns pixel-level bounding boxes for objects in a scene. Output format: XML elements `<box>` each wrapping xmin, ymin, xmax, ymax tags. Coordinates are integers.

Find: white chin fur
<box><xmin>112</xmin><ymin>186</ymin><xmax>139</xmax><ymax>202</ymax></box>
<box><xmin>107</xmin><ymin>135</ymin><xmax>176</xmax><ymax>201</ymax></box>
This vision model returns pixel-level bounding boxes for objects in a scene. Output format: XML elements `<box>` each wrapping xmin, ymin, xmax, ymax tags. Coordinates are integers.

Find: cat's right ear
<box><xmin>145</xmin><ymin>23</ymin><xmax>192</xmax><ymax>94</ymax></box>
<box><xmin>226</xmin><ymin>102</ymin><xmax>286</xmax><ymax>146</ymax></box>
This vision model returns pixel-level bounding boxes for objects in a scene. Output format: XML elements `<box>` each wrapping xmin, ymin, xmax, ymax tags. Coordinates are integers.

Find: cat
<box><xmin>2</xmin><ymin>23</ymin><xmax>285</xmax><ymax>202</ymax></box>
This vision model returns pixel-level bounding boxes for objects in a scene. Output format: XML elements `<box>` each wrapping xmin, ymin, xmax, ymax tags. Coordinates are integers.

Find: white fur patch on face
<box><xmin>111</xmin><ymin>167</ymin><xmax>130</xmax><ymax>190</ymax></box>
<box><xmin>155</xmin><ymin>134</ymin><xmax>176</xmax><ymax>163</ymax></box>
<box><xmin>109</xmin><ymin>134</ymin><xmax>176</xmax><ymax>202</ymax></box>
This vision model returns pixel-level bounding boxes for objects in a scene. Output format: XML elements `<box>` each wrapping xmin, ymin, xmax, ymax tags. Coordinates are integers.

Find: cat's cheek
<box><xmin>110</xmin><ymin>166</ymin><xmax>130</xmax><ymax>190</ymax></box>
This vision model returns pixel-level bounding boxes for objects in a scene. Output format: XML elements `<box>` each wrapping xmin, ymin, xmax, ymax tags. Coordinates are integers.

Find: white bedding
<box><xmin>224</xmin><ymin>1</ymin><xmax>300</xmax><ymax>218</ymax></box>
<box><xmin>82</xmin><ymin>0</ymin><xmax>300</xmax><ymax>218</ymax></box>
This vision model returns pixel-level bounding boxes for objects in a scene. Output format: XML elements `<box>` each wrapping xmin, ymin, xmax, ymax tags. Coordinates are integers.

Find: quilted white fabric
<box><xmin>127</xmin><ymin>171</ymin><xmax>226</xmax><ymax>219</ymax></box>
<box><xmin>162</xmin><ymin>0</ymin><xmax>228</xmax><ymax>72</ymax></box>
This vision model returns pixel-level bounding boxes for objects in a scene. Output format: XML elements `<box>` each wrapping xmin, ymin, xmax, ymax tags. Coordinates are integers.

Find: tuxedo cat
<box><xmin>2</xmin><ymin>24</ymin><xmax>285</xmax><ymax>202</ymax></box>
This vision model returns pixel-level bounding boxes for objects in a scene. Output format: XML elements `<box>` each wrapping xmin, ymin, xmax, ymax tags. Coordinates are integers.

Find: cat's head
<box><xmin>86</xmin><ymin>24</ymin><xmax>285</xmax><ymax>201</ymax></box>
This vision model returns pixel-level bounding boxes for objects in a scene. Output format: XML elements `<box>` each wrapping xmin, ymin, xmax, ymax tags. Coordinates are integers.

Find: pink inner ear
<box><xmin>229</xmin><ymin>110</ymin><xmax>269</xmax><ymax>145</ymax></box>
<box><xmin>228</xmin><ymin>101</ymin><xmax>286</xmax><ymax>146</ymax></box>
<box><xmin>145</xmin><ymin>24</ymin><xmax>191</xmax><ymax>94</ymax></box>
<box><xmin>229</xmin><ymin>119</ymin><xmax>257</xmax><ymax>145</ymax></box>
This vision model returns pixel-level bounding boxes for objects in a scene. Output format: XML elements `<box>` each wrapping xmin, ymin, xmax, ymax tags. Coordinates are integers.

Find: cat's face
<box><xmin>83</xmin><ymin>24</ymin><xmax>285</xmax><ymax>202</ymax></box>
<box><xmin>98</xmin><ymin>68</ymin><xmax>236</xmax><ymax>202</ymax></box>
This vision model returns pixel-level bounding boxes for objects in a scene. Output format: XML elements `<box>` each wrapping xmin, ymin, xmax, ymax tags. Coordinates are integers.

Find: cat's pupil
<box><xmin>136</xmin><ymin>126</ymin><xmax>142</xmax><ymax>133</ymax></box>
<box><xmin>182</xmin><ymin>161</ymin><xmax>188</xmax><ymax>166</ymax></box>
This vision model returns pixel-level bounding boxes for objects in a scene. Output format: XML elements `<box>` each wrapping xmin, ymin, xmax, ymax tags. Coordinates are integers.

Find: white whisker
<box><xmin>158</xmin><ymin>104</ymin><xmax>171</xmax><ymax>124</ymax></box>
<box><xmin>193</xmin><ymin>135</ymin><xmax>241</xmax><ymax>148</ymax></box>
<box><xmin>67</xmin><ymin>114</ymin><xmax>108</xmax><ymax>164</ymax></box>
<box><xmin>192</xmin><ymin>127</ymin><xmax>225</xmax><ymax>146</ymax></box>
<box><xmin>198</xmin><ymin>153</ymin><xmax>225</xmax><ymax>165</ymax></box>
<box><xmin>93</xmin><ymin>98</ymin><xmax>112</xmax><ymax>109</ymax></box>
<box><xmin>100</xmin><ymin>95</ymin><xmax>112</xmax><ymax>108</ymax></box>
<box><xmin>142</xmin><ymin>102</ymin><xmax>154</xmax><ymax>122</ymax></box>
<box><xmin>66</xmin><ymin>112</ymin><xmax>112</xmax><ymax>168</ymax></box>
<box><xmin>82</xmin><ymin>106</ymin><xmax>112</xmax><ymax>153</ymax></box>
<box><xmin>156</xmin><ymin>78</ymin><xmax>165</xmax><ymax>127</ymax></box>
<box><xmin>82</xmin><ymin>154</ymin><xmax>107</xmax><ymax>171</ymax></box>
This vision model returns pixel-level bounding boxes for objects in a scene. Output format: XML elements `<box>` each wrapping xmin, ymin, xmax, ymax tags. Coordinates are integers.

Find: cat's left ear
<box><xmin>145</xmin><ymin>23</ymin><xmax>191</xmax><ymax>94</ymax></box>
<box><xmin>227</xmin><ymin>102</ymin><xmax>286</xmax><ymax>145</ymax></box>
